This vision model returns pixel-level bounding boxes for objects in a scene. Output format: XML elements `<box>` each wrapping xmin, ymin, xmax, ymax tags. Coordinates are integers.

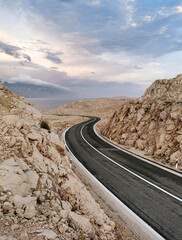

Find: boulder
<box><xmin>166</xmin><ymin>119</ymin><xmax>175</xmax><ymax>131</ymax></box>
<box><xmin>176</xmin><ymin>135</ymin><xmax>182</xmax><ymax>143</ymax></box>
<box><xmin>9</xmin><ymin>195</ymin><xmax>36</xmax><ymax>209</ymax></box>
<box><xmin>3</xmin><ymin>202</ymin><xmax>13</xmax><ymax>211</ymax></box>
<box><xmin>61</xmin><ymin>201</ymin><xmax>72</xmax><ymax>211</ymax></box>
<box><xmin>28</xmin><ymin>145</ymin><xmax>47</xmax><ymax>173</ymax></box>
<box><xmin>170</xmin><ymin>151</ymin><xmax>181</xmax><ymax>163</ymax></box>
<box><xmin>135</xmin><ymin>139</ymin><xmax>145</xmax><ymax>150</ymax></box>
<box><xmin>159</xmin><ymin>111</ymin><xmax>167</xmax><ymax>121</ymax></box>
<box><xmin>69</xmin><ymin>212</ymin><xmax>95</xmax><ymax>238</ymax></box>
<box><xmin>25</xmin><ymin>171</ymin><xmax>39</xmax><ymax>190</ymax></box>
<box><xmin>24</xmin><ymin>203</ymin><xmax>36</xmax><ymax>219</ymax></box>
<box><xmin>0</xmin><ymin>159</ymin><xmax>30</xmax><ymax>196</ymax></box>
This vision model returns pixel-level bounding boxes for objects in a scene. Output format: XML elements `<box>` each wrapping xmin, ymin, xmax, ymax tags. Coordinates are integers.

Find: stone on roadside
<box><xmin>69</xmin><ymin>212</ymin><xmax>95</xmax><ymax>238</ymax></box>
<box><xmin>37</xmin><ymin>230</ymin><xmax>57</xmax><ymax>240</ymax></box>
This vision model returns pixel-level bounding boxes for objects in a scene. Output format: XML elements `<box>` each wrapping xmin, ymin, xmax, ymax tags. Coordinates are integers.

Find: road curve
<box><xmin>65</xmin><ymin>117</ymin><xmax>182</xmax><ymax>240</ymax></box>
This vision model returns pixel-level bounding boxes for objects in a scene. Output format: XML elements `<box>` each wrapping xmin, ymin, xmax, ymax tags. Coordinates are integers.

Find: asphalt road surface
<box><xmin>65</xmin><ymin>117</ymin><xmax>182</xmax><ymax>240</ymax></box>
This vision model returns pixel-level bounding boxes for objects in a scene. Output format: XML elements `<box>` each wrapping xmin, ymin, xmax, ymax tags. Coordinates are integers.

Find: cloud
<box><xmin>143</xmin><ymin>15</ymin><xmax>152</xmax><ymax>22</ymax></box>
<box><xmin>45</xmin><ymin>51</ymin><xmax>63</xmax><ymax>64</ymax></box>
<box><xmin>23</xmin><ymin>54</ymin><xmax>31</xmax><ymax>62</ymax></box>
<box><xmin>60</xmin><ymin>79</ymin><xmax>146</xmax><ymax>98</ymax></box>
<box><xmin>0</xmin><ymin>41</ymin><xmax>31</xmax><ymax>62</ymax></box>
<box><xmin>1</xmin><ymin>0</ymin><xmax>182</xmax><ymax>99</ymax></box>
<box><xmin>87</xmin><ymin>0</ymin><xmax>101</xmax><ymax>6</ymax></box>
<box><xmin>1</xmin><ymin>74</ymin><xmax>69</xmax><ymax>90</ymax></box>
<box><xmin>0</xmin><ymin>41</ymin><xmax>20</xmax><ymax>58</ymax></box>
<box><xmin>175</xmin><ymin>6</ymin><xmax>182</xmax><ymax>14</ymax></box>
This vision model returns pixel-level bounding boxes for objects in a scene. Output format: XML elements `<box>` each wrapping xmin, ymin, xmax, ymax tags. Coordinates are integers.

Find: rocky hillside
<box><xmin>101</xmin><ymin>75</ymin><xmax>182</xmax><ymax>169</ymax></box>
<box><xmin>0</xmin><ymin>84</ymin><xmax>135</xmax><ymax>240</ymax></box>
<box><xmin>42</xmin><ymin>97</ymin><xmax>130</xmax><ymax>118</ymax></box>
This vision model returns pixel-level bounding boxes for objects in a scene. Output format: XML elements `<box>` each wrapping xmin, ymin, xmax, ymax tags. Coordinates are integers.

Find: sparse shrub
<box><xmin>40</xmin><ymin>121</ymin><xmax>51</xmax><ymax>133</ymax></box>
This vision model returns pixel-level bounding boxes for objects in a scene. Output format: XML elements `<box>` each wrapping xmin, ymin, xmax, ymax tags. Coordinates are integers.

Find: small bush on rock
<box><xmin>40</xmin><ymin>121</ymin><xmax>51</xmax><ymax>133</ymax></box>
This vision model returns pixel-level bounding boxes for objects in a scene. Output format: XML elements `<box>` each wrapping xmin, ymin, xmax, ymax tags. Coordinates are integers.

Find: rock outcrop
<box><xmin>101</xmin><ymin>75</ymin><xmax>182</xmax><ymax>169</ymax></box>
<box><xmin>0</xmin><ymin>84</ymin><xmax>119</xmax><ymax>239</ymax></box>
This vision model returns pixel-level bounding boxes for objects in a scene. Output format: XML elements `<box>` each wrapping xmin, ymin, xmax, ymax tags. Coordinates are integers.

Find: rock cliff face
<box><xmin>0</xmin><ymin>84</ymin><xmax>119</xmax><ymax>239</ymax></box>
<box><xmin>101</xmin><ymin>75</ymin><xmax>182</xmax><ymax>169</ymax></box>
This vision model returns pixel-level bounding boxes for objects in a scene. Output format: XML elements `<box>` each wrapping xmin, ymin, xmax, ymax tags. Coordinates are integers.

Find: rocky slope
<box><xmin>0</xmin><ymin>84</ymin><xmax>135</xmax><ymax>240</ymax></box>
<box><xmin>101</xmin><ymin>75</ymin><xmax>182</xmax><ymax>169</ymax></box>
<box><xmin>42</xmin><ymin>97</ymin><xmax>130</xmax><ymax>119</ymax></box>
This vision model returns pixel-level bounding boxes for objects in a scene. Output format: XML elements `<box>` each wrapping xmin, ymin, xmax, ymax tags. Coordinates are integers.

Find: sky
<box><xmin>0</xmin><ymin>0</ymin><xmax>182</xmax><ymax>98</ymax></box>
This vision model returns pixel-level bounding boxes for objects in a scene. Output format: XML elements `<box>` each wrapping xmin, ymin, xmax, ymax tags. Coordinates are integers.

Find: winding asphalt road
<box><xmin>65</xmin><ymin>117</ymin><xmax>182</xmax><ymax>240</ymax></box>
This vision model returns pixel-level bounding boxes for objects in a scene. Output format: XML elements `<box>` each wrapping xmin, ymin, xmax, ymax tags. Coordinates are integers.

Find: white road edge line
<box><xmin>63</xmin><ymin>126</ymin><xmax>165</xmax><ymax>240</ymax></box>
<box><xmin>81</xmin><ymin>119</ymin><xmax>182</xmax><ymax>203</ymax></box>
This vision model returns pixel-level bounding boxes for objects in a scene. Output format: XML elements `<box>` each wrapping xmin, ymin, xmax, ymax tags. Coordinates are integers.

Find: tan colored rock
<box><xmin>4</xmin><ymin>136</ymin><xmax>16</xmax><ymax>147</ymax></box>
<box><xmin>19</xmin><ymin>230</ymin><xmax>29</xmax><ymax>240</ymax></box>
<box><xmin>15</xmin><ymin>158</ymin><xmax>30</xmax><ymax>171</ymax></box>
<box><xmin>25</xmin><ymin>105</ymin><xmax>42</xmax><ymax>120</ymax></box>
<box><xmin>0</xmin><ymin>237</ymin><xmax>17</xmax><ymax>240</ymax></box>
<box><xmin>27</xmin><ymin>132</ymin><xmax>41</xmax><ymax>141</ymax></box>
<box><xmin>49</xmin><ymin>132</ymin><xmax>62</xmax><ymax>146</ymax></box>
<box><xmin>160</xmin><ymin>111</ymin><xmax>167</xmax><ymax>121</ymax></box>
<box><xmin>0</xmin><ymin>194</ymin><xmax>7</xmax><ymax>202</ymax></box>
<box><xmin>166</xmin><ymin>119</ymin><xmax>175</xmax><ymax>131</ymax></box>
<box><xmin>156</xmin><ymin>130</ymin><xmax>166</xmax><ymax>148</ymax></box>
<box><xmin>24</xmin><ymin>203</ymin><xmax>36</xmax><ymax>219</ymax></box>
<box><xmin>37</xmin><ymin>230</ymin><xmax>57</xmax><ymax>240</ymax></box>
<box><xmin>61</xmin><ymin>201</ymin><xmax>72</xmax><ymax>211</ymax></box>
<box><xmin>176</xmin><ymin>135</ymin><xmax>182</xmax><ymax>143</ymax></box>
<box><xmin>3</xmin><ymin>202</ymin><xmax>13</xmax><ymax>211</ymax></box>
<box><xmin>63</xmin><ymin>175</ymin><xmax>115</xmax><ymax>230</ymax></box>
<box><xmin>170</xmin><ymin>107</ymin><xmax>181</xmax><ymax>119</ymax></box>
<box><xmin>2</xmin><ymin>115</ymin><xmax>23</xmax><ymax>129</ymax></box>
<box><xmin>28</xmin><ymin>145</ymin><xmax>47</xmax><ymax>172</ymax></box>
<box><xmin>9</xmin><ymin>195</ymin><xmax>36</xmax><ymax>209</ymax></box>
<box><xmin>58</xmin><ymin>223</ymin><xmax>68</xmax><ymax>234</ymax></box>
<box><xmin>135</xmin><ymin>139</ymin><xmax>145</xmax><ymax>150</ymax></box>
<box><xmin>69</xmin><ymin>212</ymin><xmax>95</xmax><ymax>238</ymax></box>
<box><xmin>58</xmin><ymin>210</ymin><xmax>68</xmax><ymax>220</ymax></box>
<box><xmin>101</xmin><ymin>224</ymin><xmax>112</xmax><ymax>232</ymax></box>
<box><xmin>170</xmin><ymin>151</ymin><xmax>181</xmax><ymax>163</ymax></box>
<box><xmin>25</xmin><ymin>171</ymin><xmax>39</xmax><ymax>190</ymax></box>
<box><xmin>149</xmin><ymin>121</ymin><xmax>156</xmax><ymax>131</ymax></box>
<box><xmin>51</xmin><ymin>216</ymin><xmax>60</xmax><ymax>224</ymax></box>
<box><xmin>0</xmin><ymin>160</ymin><xmax>30</xmax><ymax>196</ymax></box>
<box><xmin>48</xmin><ymin>146</ymin><xmax>62</xmax><ymax>164</ymax></box>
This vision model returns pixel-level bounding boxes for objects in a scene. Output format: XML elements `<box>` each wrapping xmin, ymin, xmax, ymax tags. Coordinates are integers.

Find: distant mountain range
<box><xmin>0</xmin><ymin>81</ymin><xmax>70</xmax><ymax>98</ymax></box>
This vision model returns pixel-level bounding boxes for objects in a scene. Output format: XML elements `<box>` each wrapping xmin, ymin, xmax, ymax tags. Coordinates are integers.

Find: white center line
<box><xmin>80</xmin><ymin>119</ymin><xmax>182</xmax><ymax>203</ymax></box>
